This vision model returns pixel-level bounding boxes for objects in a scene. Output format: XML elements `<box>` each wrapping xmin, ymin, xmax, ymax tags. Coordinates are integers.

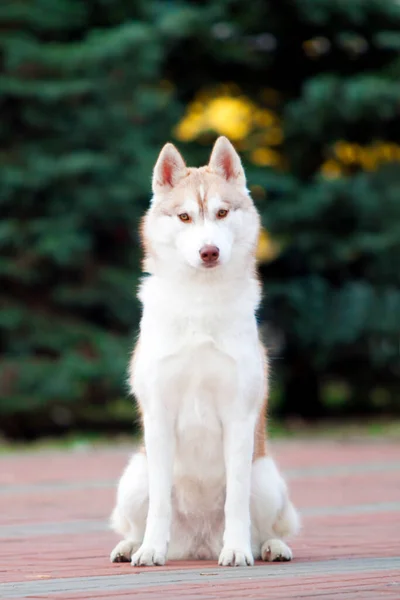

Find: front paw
<box><xmin>131</xmin><ymin>545</ymin><xmax>167</xmax><ymax>567</ymax></box>
<box><xmin>110</xmin><ymin>539</ymin><xmax>139</xmax><ymax>563</ymax></box>
<box><xmin>218</xmin><ymin>546</ymin><xmax>254</xmax><ymax>567</ymax></box>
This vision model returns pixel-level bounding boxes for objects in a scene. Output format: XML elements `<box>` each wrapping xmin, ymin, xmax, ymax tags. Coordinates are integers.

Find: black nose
<box><xmin>199</xmin><ymin>245</ymin><xmax>220</xmax><ymax>263</ymax></box>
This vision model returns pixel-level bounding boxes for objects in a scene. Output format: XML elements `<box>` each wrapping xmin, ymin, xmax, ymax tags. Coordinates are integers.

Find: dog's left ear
<box><xmin>208</xmin><ymin>136</ymin><xmax>246</xmax><ymax>184</ymax></box>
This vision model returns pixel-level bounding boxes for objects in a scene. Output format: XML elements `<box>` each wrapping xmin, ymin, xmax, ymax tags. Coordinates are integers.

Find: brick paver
<box><xmin>1</xmin><ymin>440</ymin><xmax>399</xmax><ymax>599</ymax></box>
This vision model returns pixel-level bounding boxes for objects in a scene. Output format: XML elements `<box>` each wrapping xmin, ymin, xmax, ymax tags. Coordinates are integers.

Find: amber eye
<box><xmin>217</xmin><ymin>209</ymin><xmax>228</xmax><ymax>219</ymax></box>
<box><xmin>178</xmin><ymin>213</ymin><xmax>191</xmax><ymax>222</ymax></box>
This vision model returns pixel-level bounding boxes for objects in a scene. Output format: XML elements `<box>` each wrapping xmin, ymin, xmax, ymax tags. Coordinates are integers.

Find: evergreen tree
<box><xmin>168</xmin><ymin>0</ymin><xmax>400</xmax><ymax>417</ymax></box>
<box><xmin>0</xmin><ymin>0</ymin><xmax>180</xmax><ymax>436</ymax></box>
<box><xmin>1</xmin><ymin>0</ymin><xmax>400</xmax><ymax>437</ymax></box>
<box><xmin>259</xmin><ymin>0</ymin><xmax>400</xmax><ymax>417</ymax></box>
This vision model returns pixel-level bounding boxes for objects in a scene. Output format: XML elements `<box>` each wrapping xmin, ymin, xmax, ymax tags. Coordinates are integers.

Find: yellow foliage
<box><xmin>380</xmin><ymin>143</ymin><xmax>400</xmax><ymax>161</ymax></box>
<box><xmin>251</xmin><ymin>148</ymin><xmax>282</xmax><ymax>167</ymax></box>
<box><xmin>206</xmin><ymin>96</ymin><xmax>253</xmax><ymax>140</ymax></box>
<box><xmin>254</xmin><ymin>109</ymin><xmax>276</xmax><ymax>128</ymax></box>
<box><xmin>360</xmin><ymin>152</ymin><xmax>376</xmax><ymax>172</ymax></box>
<box><xmin>321</xmin><ymin>160</ymin><xmax>342</xmax><ymax>179</ymax></box>
<box><xmin>174</xmin><ymin>115</ymin><xmax>204</xmax><ymax>142</ymax></box>
<box><xmin>334</xmin><ymin>142</ymin><xmax>361</xmax><ymax>164</ymax></box>
<box><xmin>332</xmin><ymin>140</ymin><xmax>400</xmax><ymax>173</ymax></box>
<box><xmin>175</xmin><ymin>85</ymin><xmax>400</xmax><ymax>180</ymax></box>
<box><xmin>175</xmin><ymin>94</ymin><xmax>255</xmax><ymax>142</ymax></box>
<box><xmin>256</xmin><ymin>229</ymin><xmax>282</xmax><ymax>263</ymax></box>
<box><xmin>173</xmin><ymin>84</ymin><xmax>284</xmax><ymax>169</ymax></box>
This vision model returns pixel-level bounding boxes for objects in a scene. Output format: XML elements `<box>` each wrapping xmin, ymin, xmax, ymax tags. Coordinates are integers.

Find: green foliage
<box><xmin>1</xmin><ymin>0</ymin><xmax>400</xmax><ymax>438</ymax></box>
<box><xmin>0</xmin><ymin>0</ymin><xmax>181</xmax><ymax>436</ymax></box>
<box><xmin>254</xmin><ymin>4</ymin><xmax>400</xmax><ymax>415</ymax></box>
<box><xmin>163</xmin><ymin>0</ymin><xmax>400</xmax><ymax>416</ymax></box>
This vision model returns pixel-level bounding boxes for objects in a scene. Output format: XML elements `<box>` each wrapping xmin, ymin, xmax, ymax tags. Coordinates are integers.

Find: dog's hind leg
<box><xmin>250</xmin><ymin>455</ymin><xmax>300</xmax><ymax>562</ymax></box>
<box><xmin>109</xmin><ymin>451</ymin><xmax>149</xmax><ymax>563</ymax></box>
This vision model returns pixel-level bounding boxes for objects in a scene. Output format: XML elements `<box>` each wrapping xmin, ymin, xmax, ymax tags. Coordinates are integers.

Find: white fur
<box><xmin>110</xmin><ymin>137</ymin><xmax>299</xmax><ymax>567</ymax></box>
<box><xmin>199</xmin><ymin>184</ymin><xmax>205</xmax><ymax>201</ymax></box>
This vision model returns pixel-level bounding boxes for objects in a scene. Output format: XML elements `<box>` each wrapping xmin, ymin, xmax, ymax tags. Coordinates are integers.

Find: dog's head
<box><xmin>142</xmin><ymin>136</ymin><xmax>260</xmax><ymax>275</ymax></box>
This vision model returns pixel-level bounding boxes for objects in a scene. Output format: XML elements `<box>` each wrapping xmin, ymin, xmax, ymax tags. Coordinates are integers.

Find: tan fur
<box><xmin>253</xmin><ymin>410</ymin><xmax>267</xmax><ymax>461</ymax></box>
<box><xmin>152</xmin><ymin>167</ymin><xmax>253</xmax><ymax>219</ymax></box>
<box><xmin>253</xmin><ymin>342</ymin><xmax>268</xmax><ymax>461</ymax></box>
<box><xmin>129</xmin><ymin>340</ymin><xmax>144</xmax><ymax>426</ymax></box>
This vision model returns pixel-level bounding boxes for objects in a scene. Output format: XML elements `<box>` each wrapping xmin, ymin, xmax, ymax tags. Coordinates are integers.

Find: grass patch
<box><xmin>1</xmin><ymin>418</ymin><xmax>399</xmax><ymax>455</ymax></box>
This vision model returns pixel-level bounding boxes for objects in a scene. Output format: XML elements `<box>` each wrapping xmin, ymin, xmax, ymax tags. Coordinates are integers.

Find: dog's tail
<box><xmin>110</xmin><ymin>506</ymin><xmax>130</xmax><ymax>536</ymax></box>
<box><xmin>273</xmin><ymin>499</ymin><xmax>301</xmax><ymax>538</ymax></box>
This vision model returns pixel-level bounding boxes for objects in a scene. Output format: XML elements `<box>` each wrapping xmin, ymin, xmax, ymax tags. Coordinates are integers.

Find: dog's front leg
<box><xmin>131</xmin><ymin>409</ymin><xmax>174</xmax><ymax>566</ymax></box>
<box><xmin>219</xmin><ymin>414</ymin><xmax>256</xmax><ymax>567</ymax></box>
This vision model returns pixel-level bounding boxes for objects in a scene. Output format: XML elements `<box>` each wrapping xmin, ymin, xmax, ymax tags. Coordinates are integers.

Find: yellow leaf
<box><xmin>206</xmin><ymin>97</ymin><xmax>252</xmax><ymax>140</ymax></box>
<box><xmin>321</xmin><ymin>160</ymin><xmax>342</xmax><ymax>178</ymax></box>
<box><xmin>251</xmin><ymin>148</ymin><xmax>282</xmax><ymax>167</ymax></box>
<box><xmin>334</xmin><ymin>142</ymin><xmax>360</xmax><ymax>164</ymax></box>
<box><xmin>256</xmin><ymin>229</ymin><xmax>281</xmax><ymax>263</ymax></box>
<box><xmin>254</xmin><ymin>109</ymin><xmax>277</xmax><ymax>128</ymax></box>
<box><xmin>173</xmin><ymin>115</ymin><xmax>203</xmax><ymax>141</ymax></box>
<box><xmin>379</xmin><ymin>143</ymin><xmax>400</xmax><ymax>161</ymax></box>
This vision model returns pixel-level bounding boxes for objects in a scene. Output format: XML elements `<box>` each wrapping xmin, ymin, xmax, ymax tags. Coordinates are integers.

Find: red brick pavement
<box><xmin>13</xmin><ymin>571</ymin><xmax>400</xmax><ymax>600</ymax></box>
<box><xmin>1</xmin><ymin>440</ymin><xmax>399</xmax><ymax>598</ymax></box>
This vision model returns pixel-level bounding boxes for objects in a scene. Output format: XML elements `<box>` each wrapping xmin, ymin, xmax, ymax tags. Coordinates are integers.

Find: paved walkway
<box><xmin>1</xmin><ymin>439</ymin><xmax>399</xmax><ymax>599</ymax></box>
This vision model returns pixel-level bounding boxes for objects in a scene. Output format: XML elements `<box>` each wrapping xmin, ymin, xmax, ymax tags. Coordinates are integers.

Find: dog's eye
<box><xmin>216</xmin><ymin>209</ymin><xmax>228</xmax><ymax>219</ymax></box>
<box><xmin>178</xmin><ymin>213</ymin><xmax>191</xmax><ymax>222</ymax></box>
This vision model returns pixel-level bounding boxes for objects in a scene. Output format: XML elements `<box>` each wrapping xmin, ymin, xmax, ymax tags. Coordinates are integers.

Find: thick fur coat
<box><xmin>110</xmin><ymin>137</ymin><xmax>299</xmax><ymax>567</ymax></box>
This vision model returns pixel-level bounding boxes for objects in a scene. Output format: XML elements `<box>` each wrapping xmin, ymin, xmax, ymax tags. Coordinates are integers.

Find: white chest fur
<box><xmin>130</xmin><ymin>274</ymin><xmax>264</xmax><ymax>479</ymax></box>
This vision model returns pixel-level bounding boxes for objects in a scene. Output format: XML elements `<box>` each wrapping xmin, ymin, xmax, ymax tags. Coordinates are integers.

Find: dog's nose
<box><xmin>199</xmin><ymin>245</ymin><xmax>220</xmax><ymax>264</ymax></box>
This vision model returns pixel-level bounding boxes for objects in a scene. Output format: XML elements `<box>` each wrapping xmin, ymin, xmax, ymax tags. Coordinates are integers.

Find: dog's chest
<box><xmin>168</xmin><ymin>334</ymin><xmax>236</xmax><ymax>413</ymax></box>
<box><xmin>139</xmin><ymin>286</ymin><xmax>256</xmax><ymax>409</ymax></box>
<box><xmin>167</xmin><ymin>338</ymin><xmax>233</xmax><ymax>479</ymax></box>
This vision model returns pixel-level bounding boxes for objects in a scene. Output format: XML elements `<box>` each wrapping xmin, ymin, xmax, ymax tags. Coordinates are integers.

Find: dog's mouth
<box><xmin>201</xmin><ymin>261</ymin><xmax>220</xmax><ymax>269</ymax></box>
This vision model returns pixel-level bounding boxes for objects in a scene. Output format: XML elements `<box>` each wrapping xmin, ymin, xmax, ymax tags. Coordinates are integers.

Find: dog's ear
<box><xmin>208</xmin><ymin>136</ymin><xmax>245</xmax><ymax>183</ymax></box>
<box><xmin>152</xmin><ymin>143</ymin><xmax>187</xmax><ymax>192</ymax></box>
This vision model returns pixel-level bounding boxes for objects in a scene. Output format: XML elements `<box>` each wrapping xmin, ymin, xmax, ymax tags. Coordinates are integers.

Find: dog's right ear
<box><xmin>152</xmin><ymin>143</ymin><xmax>187</xmax><ymax>193</ymax></box>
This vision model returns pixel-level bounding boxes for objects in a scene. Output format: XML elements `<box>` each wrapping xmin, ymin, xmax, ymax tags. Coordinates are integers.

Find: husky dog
<box><xmin>110</xmin><ymin>136</ymin><xmax>299</xmax><ymax>567</ymax></box>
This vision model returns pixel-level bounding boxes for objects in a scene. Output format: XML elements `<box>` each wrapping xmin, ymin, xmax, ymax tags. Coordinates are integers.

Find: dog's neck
<box><xmin>145</xmin><ymin>253</ymin><xmax>256</xmax><ymax>286</ymax></box>
<box><xmin>139</xmin><ymin>255</ymin><xmax>261</xmax><ymax>317</ymax></box>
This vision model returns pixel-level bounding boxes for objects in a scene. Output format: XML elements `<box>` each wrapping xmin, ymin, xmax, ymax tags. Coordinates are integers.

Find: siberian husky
<box><xmin>110</xmin><ymin>136</ymin><xmax>299</xmax><ymax>567</ymax></box>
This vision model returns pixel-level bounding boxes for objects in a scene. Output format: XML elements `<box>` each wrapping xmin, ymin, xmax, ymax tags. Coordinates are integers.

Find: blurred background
<box><xmin>1</xmin><ymin>0</ymin><xmax>400</xmax><ymax>442</ymax></box>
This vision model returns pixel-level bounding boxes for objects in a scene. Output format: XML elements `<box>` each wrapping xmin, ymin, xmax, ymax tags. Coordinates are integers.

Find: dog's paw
<box><xmin>131</xmin><ymin>545</ymin><xmax>167</xmax><ymax>567</ymax></box>
<box><xmin>110</xmin><ymin>539</ymin><xmax>139</xmax><ymax>563</ymax></box>
<box><xmin>261</xmin><ymin>539</ymin><xmax>293</xmax><ymax>562</ymax></box>
<box><xmin>218</xmin><ymin>546</ymin><xmax>254</xmax><ymax>567</ymax></box>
